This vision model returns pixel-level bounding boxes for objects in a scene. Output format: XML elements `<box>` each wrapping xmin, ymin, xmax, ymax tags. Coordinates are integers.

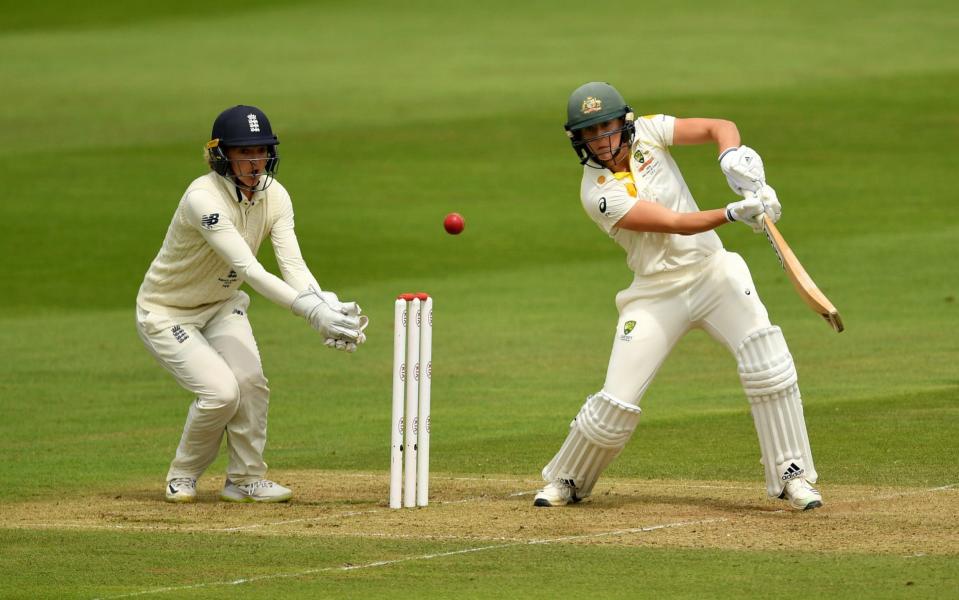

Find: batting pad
<box><xmin>541</xmin><ymin>391</ymin><xmax>642</xmax><ymax>498</ymax></box>
<box><xmin>737</xmin><ymin>326</ymin><xmax>818</xmax><ymax>497</ymax></box>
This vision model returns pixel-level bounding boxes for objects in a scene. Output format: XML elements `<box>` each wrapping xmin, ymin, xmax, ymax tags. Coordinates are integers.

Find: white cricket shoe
<box><xmin>781</xmin><ymin>478</ymin><xmax>823</xmax><ymax>510</ymax></box>
<box><xmin>533</xmin><ymin>479</ymin><xmax>580</xmax><ymax>507</ymax></box>
<box><xmin>165</xmin><ymin>477</ymin><xmax>197</xmax><ymax>503</ymax></box>
<box><xmin>220</xmin><ymin>479</ymin><xmax>292</xmax><ymax>503</ymax></box>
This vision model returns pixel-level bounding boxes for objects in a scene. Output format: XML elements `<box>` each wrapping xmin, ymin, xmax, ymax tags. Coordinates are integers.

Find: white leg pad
<box><xmin>541</xmin><ymin>391</ymin><xmax>642</xmax><ymax>498</ymax></box>
<box><xmin>737</xmin><ymin>326</ymin><xmax>818</xmax><ymax>497</ymax></box>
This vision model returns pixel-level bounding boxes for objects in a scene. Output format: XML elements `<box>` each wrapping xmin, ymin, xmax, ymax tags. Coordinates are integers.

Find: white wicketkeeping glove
<box><xmin>324</xmin><ymin>315</ymin><xmax>369</xmax><ymax>353</ymax></box>
<box><xmin>719</xmin><ymin>145</ymin><xmax>766</xmax><ymax>196</ymax></box>
<box><xmin>318</xmin><ymin>290</ymin><xmax>363</xmax><ymax>319</ymax></box>
<box><xmin>291</xmin><ymin>286</ymin><xmax>363</xmax><ymax>349</ymax></box>
<box><xmin>725</xmin><ymin>197</ymin><xmax>765</xmax><ymax>233</ymax></box>
<box><xmin>752</xmin><ymin>184</ymin><xmax>781</xmax><ymax>224</ymax></box>
<box><xmin>316</xmin><ymin>289</ymin><xmax>368</xmax><ymax>352</ymax></box>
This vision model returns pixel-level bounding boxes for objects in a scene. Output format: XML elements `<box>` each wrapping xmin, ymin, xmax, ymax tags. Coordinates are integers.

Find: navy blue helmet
<box><xmin>206</xmin><ymin>105</ymin><xmax>280</xmax><ymax>191</ymax></box>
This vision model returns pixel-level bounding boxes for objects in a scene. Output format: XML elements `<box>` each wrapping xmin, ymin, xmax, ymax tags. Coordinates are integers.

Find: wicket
<box><xmin>390</xmin><ymin>293</ymin><xmax>432</xmax><ymax>508</ymax></box>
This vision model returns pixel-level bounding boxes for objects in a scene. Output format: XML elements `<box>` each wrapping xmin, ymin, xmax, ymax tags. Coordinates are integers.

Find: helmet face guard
<box><xmin>206</xmin><ymin>139</ymin><xmax>280</xmax><ymax>192</ymax></box>
<box><xmin>566</xmin><ymin>116</ymin><xmax>635</xmax><ymax>168</ymax></box>
<box><xmin>207</xmin><ymin>105</ymin><xmax>281</xmax><ymax>192</ymax></box>
<box><xmin>563</xmin><ymin>82</ymin><xmax>635</xmax><ymax>168</ymax></box>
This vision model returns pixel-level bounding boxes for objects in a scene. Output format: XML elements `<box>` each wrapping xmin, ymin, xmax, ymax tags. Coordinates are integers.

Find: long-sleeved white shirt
<box><xmin>137</xmin><ymin>171</ymin><xmax>319</xmax><ymax>317</ymax></box>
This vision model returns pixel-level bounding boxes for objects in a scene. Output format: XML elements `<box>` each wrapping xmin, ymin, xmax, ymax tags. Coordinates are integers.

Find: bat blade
<box><xmin>762</xmin><ymin>217</ymin><xmax>844</xmax><ymax>333</ymax></box>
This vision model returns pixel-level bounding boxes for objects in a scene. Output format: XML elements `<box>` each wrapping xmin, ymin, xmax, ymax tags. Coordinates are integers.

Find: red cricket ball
<box><xmin>443</xmin><ymin>212</ymin><xmax>465</xmax><ymax>235</ymax></box>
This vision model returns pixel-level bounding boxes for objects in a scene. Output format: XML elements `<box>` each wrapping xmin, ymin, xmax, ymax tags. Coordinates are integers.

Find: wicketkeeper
<box><xmin>534</xmin><ymin>83</ymin><xmax>822</xmax><ymax>510</ymax></box>
<box><xmin>136</xmin><ymin>105</ymin><xmax>367</xmax><ymax>503</ymax></box>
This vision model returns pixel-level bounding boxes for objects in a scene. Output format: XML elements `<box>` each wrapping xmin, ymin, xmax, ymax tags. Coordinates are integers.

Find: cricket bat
<box><xmin>762</xmin><ymin>216</ymin><xmax>844</xmax><ymax>333</ymax></box>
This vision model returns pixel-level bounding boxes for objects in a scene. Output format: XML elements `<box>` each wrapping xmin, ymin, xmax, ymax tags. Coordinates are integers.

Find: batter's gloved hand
<box><xmin>719</xmin><ymin>145</ymin><xmax>766</xmax><ymax>196</ymax></box>
<box><xmin>725</xmin><ymin>197</ymin><xmax>765</xmax><ymax>233</ymax></box>
<box><xmin>291</xmin><ymin>286</ymin><xmax>363</xmax><ymax>346</ymax></box>
<box><xmin>753</xmin><ymin>184</ymin><xmax>781</xmax><ymax>224</ymax></box>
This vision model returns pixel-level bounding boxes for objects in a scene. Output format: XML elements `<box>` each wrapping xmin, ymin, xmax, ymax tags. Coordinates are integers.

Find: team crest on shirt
<box><xmin>620</xmin><ymin>320</ymin><xmax>636</xmax><ymax>341</ymax></box>
<box><xmin>581</xmin><ymin>96</ymin><xmax>602</xmax><ymax>114</ymax></box>
<box><xmin>218</xmin><ymin>269</ymin><xmax>238</xmax><ymax>288</ymax></box>
<box><xmin>634</xmin><ymin>145</ymin><xmax>660</xmax><ymax>177</ymax></box>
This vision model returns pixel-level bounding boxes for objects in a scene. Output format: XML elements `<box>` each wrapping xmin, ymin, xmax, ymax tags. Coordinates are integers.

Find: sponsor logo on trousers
<box><xmin>171</xmin><ymin>325</ymin><xmax>189</xmax><ymax>344</ymax></box>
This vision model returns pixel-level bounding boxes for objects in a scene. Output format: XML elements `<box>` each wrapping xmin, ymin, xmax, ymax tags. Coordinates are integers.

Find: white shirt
<box><xmin>137</xmin><ymin>172</ymin><xmax>319</xmax><ymax>317</ymax></box>
<box><xmin>580</xmin><ymin>114</ymin><xmax>722</xmax><ymax>278</ymax></box>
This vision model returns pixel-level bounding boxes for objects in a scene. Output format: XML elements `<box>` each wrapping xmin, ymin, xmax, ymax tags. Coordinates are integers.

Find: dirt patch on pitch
<box><xmin>2</xmin><ymin>471</ymin><xmax>956</xmax><ymax>556</ymax></box>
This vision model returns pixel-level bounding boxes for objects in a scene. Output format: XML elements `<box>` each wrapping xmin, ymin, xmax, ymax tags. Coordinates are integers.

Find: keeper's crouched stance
<box><xmin>136</xmin><ymin>105</ymin><xmax>367</xmax><ymax>504</ymax></box>
<box><xmin>535</xmin><ymin>83</ymin><xmax>821</xmax><ymax>511</ymax></box>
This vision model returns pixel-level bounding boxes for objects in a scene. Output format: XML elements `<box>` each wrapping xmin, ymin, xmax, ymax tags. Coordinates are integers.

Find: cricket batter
<box><xmin>136</xmin><ymin>105</ymin><xmax>367</xmax><ymax>503</ymax></box>
<box><xmin>534</xmin><ymin>83</ymin><xmax>822</xmax><ymax>510</ymax></box>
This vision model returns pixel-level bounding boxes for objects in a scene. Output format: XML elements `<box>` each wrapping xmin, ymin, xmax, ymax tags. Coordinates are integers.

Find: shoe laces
<box><xmin>551</xmin><ymin>479</ymin><xmax>576</xmax><ymax>497</ymax></box>
<box><xmin>170</xmin><ymin>477</ymin><xmax>195</xmax><ymax>489</ymax></box>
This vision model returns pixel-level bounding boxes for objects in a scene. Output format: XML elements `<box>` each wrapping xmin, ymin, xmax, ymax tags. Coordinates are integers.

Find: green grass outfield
<box><xmin>1</xmin><ymin>1</ymin><xmax>957</xmax><ymax>598</ymax></box>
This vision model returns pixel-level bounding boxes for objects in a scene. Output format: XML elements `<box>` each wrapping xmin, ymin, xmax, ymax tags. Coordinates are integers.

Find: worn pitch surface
<box><xmin>6</xmin><ymin>471</ymin><xmax>956</xmax><ymax>557</ymax></box>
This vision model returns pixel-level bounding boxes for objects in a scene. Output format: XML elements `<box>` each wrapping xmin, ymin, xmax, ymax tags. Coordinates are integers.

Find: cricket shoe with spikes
<box><xmin>780</xmin><ymin>478</ymin><xmax>823</xmax><ymax>511</ymax></box>
<box><xmin>221</xmin><ymin>479</ymin><xmax>292</xmax><ymax>503</ymax></box>
<box><xmin>533</xmin><ymin>479</ymin><xmax>581</xmax><ymax>507</ymax></box>
<box><xmin>165</xmin><ymin>477</ymin><xmax>197</xmax><ymax>503</ymax></box>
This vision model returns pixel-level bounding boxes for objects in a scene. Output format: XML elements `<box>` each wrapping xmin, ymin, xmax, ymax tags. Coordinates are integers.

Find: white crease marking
<box><xmin>91</xmin><ymin>517</ymin><xmax>726</xmax><ymax>599</ymax></box>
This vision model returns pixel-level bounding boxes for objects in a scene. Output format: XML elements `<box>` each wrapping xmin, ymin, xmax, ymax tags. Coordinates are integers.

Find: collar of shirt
<box><xmin>211</xmin><ymin>171</ymin><xmax>263</xmax><ymax>207</ymax></box>
<box><xmin>234</xmin><ymin>187</ymin><xmax>261</xmax><ymax>208</ymax></box>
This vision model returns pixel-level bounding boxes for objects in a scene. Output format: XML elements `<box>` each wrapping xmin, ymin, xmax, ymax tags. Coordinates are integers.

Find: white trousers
<box><xmin>136</xmin><ymin>292</ymin><xmax>270</xmax><ymax>485</ymax></box>
<box><xmin>604</xmin><ymin>250</ymin><xmax>771</xmax><ymax>403</ymax></box>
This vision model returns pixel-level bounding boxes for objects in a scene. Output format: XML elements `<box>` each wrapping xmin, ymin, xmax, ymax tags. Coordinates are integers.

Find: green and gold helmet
<box><xmin>564</xmin><ymin>82</ymin><xmax>635</xmax><ymax>166</ymax></box>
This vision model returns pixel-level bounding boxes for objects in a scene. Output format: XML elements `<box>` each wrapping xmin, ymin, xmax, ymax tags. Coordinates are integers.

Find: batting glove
<box><xmin>719</xmin><ymin>145</ymin><xmax>766</xmax><ymax>196</ymax></box>
<box><xmin>726</xmin><ymin>197</ymin><xmax>765</xmax><ymax>233</ymax></box>
<box><xmin>754</xmin><ymin>184</ymin><xmax>781</xmax><ymax>224</ymax></box>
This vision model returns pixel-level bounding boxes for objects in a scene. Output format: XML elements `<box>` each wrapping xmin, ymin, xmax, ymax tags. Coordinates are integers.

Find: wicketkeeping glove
<box><xmin>719</xmin><ymin>145</ymin><xmax>766</xmax><ymax>196</ymax></box>
<box><xmin>324</xmin><ymin>315</ymin><xmax>369</xmax><ymax>353</ymax></box>
<box><xmin>725</xmin><ymin>197</ymin><xmax>765</xmax><ymax>233</ymax></box>
<box><xmin>291</xmin><ymin>286</ymin><xmax>363</xmax><ymax>346</ymax></box>
<box><xmin>318</xmin><ymin>290</ymin><xmax>363</xmax><ymax>320</ymax></box>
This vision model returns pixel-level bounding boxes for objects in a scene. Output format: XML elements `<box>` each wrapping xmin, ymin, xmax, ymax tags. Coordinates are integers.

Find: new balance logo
<box><xmin>247</xmin><ymin>113</ymin><xmax>260</xmax><ymax>132</ymax></box>
<box><xmin>781</xmin><ymin>462</ymin><xmax>805</xmax><ymax>482</ymax></box>
<box><xmin>200</xmin><ymin>213</ymin><xmax>220</xmax><ymax>229</ymax></box>
<box><xmin>171</xmin><ymin>325</ymin><xmax>189</xmax><ymax>344</ymax></box>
